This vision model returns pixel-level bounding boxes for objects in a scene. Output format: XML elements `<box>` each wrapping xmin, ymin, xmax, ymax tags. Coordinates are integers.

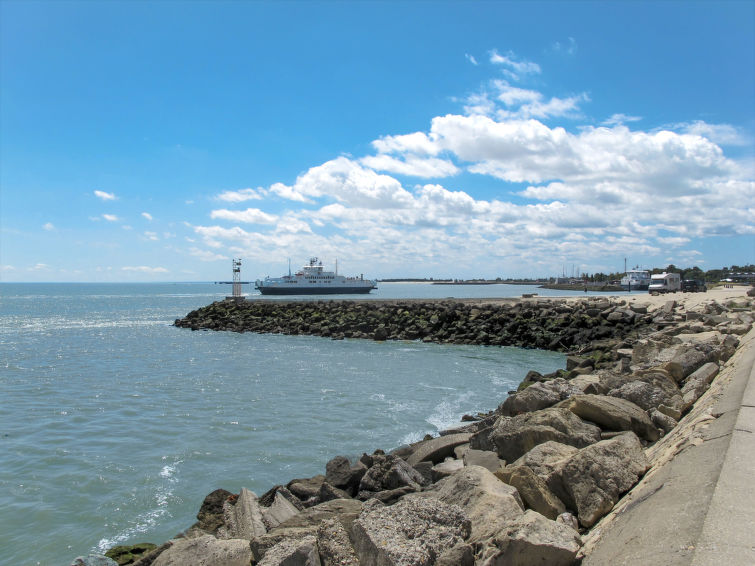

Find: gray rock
<box><xmin>553</xmin><ymin>432</ymin><xmax>649</xmax><ymax>527</ymax></box>
<box><xmin>406</xmin><ymin>433</ymin><xmax>471</xmax><ymax>466</ymax></box>
<box><xmin>680</xmin><ymin>361</ymin><xmax>720</xmax><ymax>411</ymax></box>
<box><xmin>556</xmin><ymin>512</ymin><xmax>579</xmax><ymax>531</ymax></box>
<box><xmin>257</xmin><ymin>535</ymin><xmax>321</xmax><ymax>566</ymax></box>
<box><xmin>358</xmin><ymin>485</ymin><xmax>419</xmax><ymax>505</ymax></box>
<box><xmin>470</xmin><ymin>407</ymin><xmax>602</xmax><ymax>462</ymax></box>
<box><xmin>569</xmin><ymin>374</ymin><xmax>608</xmax><ymax>394</ymax></box>
<box><xmin>288</xmin><ymin>476</ymin><xmax>326</xmax><ymax>502</ymax></box>
<box><xmin>479</xmin><ymin>510</ymin><xmax>582</xmax><ymax>566</ymax></box>
<box><xmin>195</xmin><ymin>488</ymin><xmax>234</xmax><ymax>534</ymax></box>
<box><xmin>557</xmin><ymin>394</ymin><xmax>660</xmax><ymax>442</ymax></box>
<box><xmin>462</xmin><ymin>449</ymin><xmax>502</xmax><ymax>473</ymax></box>
<box><xmin>263</xmin><ymin>491</ymin><xmax>302</xmax><ymax>530</ymax></box>
<box><xmin>70</xmin><ymin>556</ymin><xmax>118</xmax><ymax>566</ymax></box>
<box><xmin>453</xmin><ymin>443</ymin><xmax>470</xmax><ymax>459</ymax></box>
<box><xmin>259</xmin><ymin>486</ymin><xmax>305</xmax><ymax>511</ymax></box>
<box><xmin>431</xmin><ymin>458</ymin><xmax>464</xmax><ymax>481</ymax></box>
<box><xmin>152</xmin><ymin>535</ymin><xmax>252</xmax><ymax>566</ymax></box>
<box><xmin>276</xmin><ymin>498</ymin><xmax>363</xmax><ymax>532</ymax></box>
<box><xmin>351</xmin><ymin>496</ymin><xmax>471</xmax><ymax>566</ymax></box>
<box><xmin>499</xmin><ymin>378</ymin><xmax>583</xmax><ymax>416</ymax></box>
<box><xmin>436</xmin><ymin>543</ymin><xmax>475</xmax><ymax>566</ymax></box>
<box><xmin>502</xmin><ymin>465</ymin><xmax>566</xmax><ymax>520</ymax></box>
<box><xmin>218</xmin><ymin>487</ymin><xmax>267</xmax><ymax>540</ymax></box>
<box><xmin>663</xmin><ymin>344</ymin><xmax>716</xmax><ymax>382</ymax></box>
<box><xmin>252</xmin><ymin>527</ymin><xmax>319</xmax><ymax>563</ymax></box>
<box><xmin>419</xmin><ymin>465</ymin><xmax>524</xmax><ymax>543</ymax></box>
<box><xmin>412</xmin><ymin>460</ymin><xmax>433</xmax><ymax>484</ymax></box>
<box><xmin>359</xmin><ymin>454</ymin><xmax>428</xmax><ymax>494</ymax></box>
<box><xmin>318</xmin><ymin>482</ymin><xmax>352</xmax><ymax>503</ymax></box>
<box><xmin>611</xmin><ymin>368</ymin><xmax>683</xmax><ymax>416</ymax></box>
<box><xmin>650</xmin><ymin>409</ymin><xmax>678</xmax><ymax>434</ymax></box>
<box><xmin>325</xmin><ymin>456</ymin><xmax>367</xmax><ymax>493</ymax></box>
<box><xmin>316</xmin><ymin>518</ymin><xmax>359</xmax><ymax>566</ymax></box>
<box><xmin>509</xmin><ymin>441</ymin><xmax>579</xmax><ymax>479</ymax></box>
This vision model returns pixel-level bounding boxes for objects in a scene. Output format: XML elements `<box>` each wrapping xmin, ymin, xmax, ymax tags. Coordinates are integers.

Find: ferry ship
<box><xmin>620</xmin><ymin>268</ymin><xmax>651</xmax><ymax>291</ymax></box>
<box><xmin>255</xmin><ymin>257</ymin><xmax>377</xmax><ymax>295</ymax></box>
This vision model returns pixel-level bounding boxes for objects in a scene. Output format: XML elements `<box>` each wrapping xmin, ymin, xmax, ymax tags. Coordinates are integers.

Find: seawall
<box><xmin>90</xmin><ymin>288</ymin><xmax>754</xmax><ymax>565</ymax></box>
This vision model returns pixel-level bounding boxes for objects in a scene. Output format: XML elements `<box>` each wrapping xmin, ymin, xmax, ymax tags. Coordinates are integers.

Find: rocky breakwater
<box><xmin>174</xmin><ymin>297</ymin><xmax>660</xmax><ymax>356</ymax></box>
<box><xmin>84</xmin><ymin>294</ymin><xmax>753</xmax><ymax>566</ymax></box>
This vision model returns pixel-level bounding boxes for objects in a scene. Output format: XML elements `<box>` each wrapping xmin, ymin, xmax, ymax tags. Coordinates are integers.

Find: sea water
<box><xmin>0</xmin><ymin>283</ymin><xmax>571</xmax><ymax>565</ymax></box>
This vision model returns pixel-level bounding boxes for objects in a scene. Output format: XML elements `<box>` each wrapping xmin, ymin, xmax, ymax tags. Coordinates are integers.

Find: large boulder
<box><xmin>663</xmin><ymin>343</ymin><xmax>717</xmax><ymax>382</ymax></box>
<box><xmin>262</xmin><ymin>491</ymin><xmax>301</xmax><ymax>530</ymax></box>
<box><xmin>351</xmin><ymin>498</ymin><xmax>471</xmax><ymax>566</ymax></box>
<box><xmin>607</xmin><ymin>367</ymin><xmax>683</xmax><ymax>416</ymax></box>
<box><xmin>419</xmin><ymin>466</ymin><xmax>524</xmax><ymax>543</ymax></box>
<box><xmin>680</xmin><ymin>361</ymin><xmax>720</xmax><ymax>411</ymax></box>
<box><xmin>288</xmin><ymin>476</ymin><xmax>326</xmax><ymax>503</ymax></box>
<box><xmin>551</xmin><ymin>432</ymin><xmax>648</xmax><ymax>527</ymax></box>
<box><xmin>470</xmin><ymin>408</ymin><xmax>602</xmax><ymax>462</ymax></box>
<box><xmin>462</xmin><ymin>449</ymin><xmax>503</xmax><ymax>473</ymax></box>
<box><xmin>508</xmin><ymin>441</ymin><xmax>579</xmax><ymax>479</ymax></box>
<box><xmin>316</xmin><ymin>518</ymin><xmax>359</xmax><ymax>566</ymax></box>
<box><xmin>557</xmin><ymin>394</ymin><xmax>660</xmax><ymax>442</ymax></box>
<box><xmin>218</xmin><ymin>487</ymin><xmax>267</xmax><ymax>540</ymax></box>
<box><xmin>431</xmin><ymin>458</ymin><xmax>464</xmax><ymax>482</ymax></box>
<box><xmin>152</xmin><ymin>535</ymin><xmax>252</xmax><ymax>566</ymax></box>
<box><xmin>325</xmin><ymin>456</ymin><xmax>367</xmax><ymax>494</ymax></box>
<box><xmin>276</xmin><ymin>498</ymin><xmax>363</xmax><ymax>532</ymax></box>
<box><xmin>498</xmin><ymin>465</ymin><xmax>566</xmax><ymax>520</ymax></box>
<box><xmin>478</xmin><ymin>510</ymin><xmax>582</xmax><ymax>566</ymax></box>
<box><xmin>499</xmin><ymin>379</ymin><xmax>582</xmax><ymax>416</ymax></box>
<box><xmin>251</xmin><ymin>527</ymin><xmax>320</xmax><ymax>563</ymax></box>
<box><xmin>195</xmin><ymin>488</ymin><xmax>234</xmax><ymax>535</ymax></box>
<box><xmin>406</xmin><ymin>433</ymin><xmax>471</xmax><ymax>466</ymax></box>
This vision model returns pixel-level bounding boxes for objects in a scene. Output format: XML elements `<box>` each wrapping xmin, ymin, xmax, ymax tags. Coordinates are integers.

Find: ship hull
<box><xmin>256</xmin><ymin>286</ymin><xmax>375</xmax><ymax>295</ymax></box>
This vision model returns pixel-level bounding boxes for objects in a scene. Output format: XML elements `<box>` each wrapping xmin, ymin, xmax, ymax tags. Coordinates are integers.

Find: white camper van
<box><xmin>648</xmin><ymin>272</ymin><xmax>681</xmax><ymax>294</ymax></box>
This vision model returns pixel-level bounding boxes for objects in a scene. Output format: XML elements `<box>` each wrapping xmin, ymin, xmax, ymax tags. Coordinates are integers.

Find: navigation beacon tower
<box><xmin>231</xmin><ymin>258</ymin><xmax>243</xmax><ymax>298</ymax></box>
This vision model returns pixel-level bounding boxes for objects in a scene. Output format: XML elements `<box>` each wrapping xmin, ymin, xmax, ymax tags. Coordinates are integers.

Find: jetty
<box><xmin>93</xmin><ymin>287</ymin><xmax>753</xmax><ymax>566</ymax></box>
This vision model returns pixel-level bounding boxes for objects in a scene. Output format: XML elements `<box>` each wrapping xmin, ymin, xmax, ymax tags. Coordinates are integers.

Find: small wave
<box><xmin>425</xmin><ymin>390</ymin><xmax>476</xmax><ymax>432</ymax></box>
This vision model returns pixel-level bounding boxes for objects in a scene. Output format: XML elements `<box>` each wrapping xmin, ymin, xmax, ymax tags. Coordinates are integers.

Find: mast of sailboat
<box><xmin>288</xmin><ymin>258</ymin><xmax>291</xmax><ymax>277</ymax></box>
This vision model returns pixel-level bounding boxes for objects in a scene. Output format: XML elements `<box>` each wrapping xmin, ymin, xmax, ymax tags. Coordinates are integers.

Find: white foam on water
<box><xmin>426</xmin><ymin>390</ymin><xmax>476</xmax><ymax>432</ymax></box>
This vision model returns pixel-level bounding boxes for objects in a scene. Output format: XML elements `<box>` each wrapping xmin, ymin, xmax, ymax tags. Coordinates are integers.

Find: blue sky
<box><xmin>1</xmin><ymin>0</ymin><xmax>753</xmax><ymax>282</ymax></box>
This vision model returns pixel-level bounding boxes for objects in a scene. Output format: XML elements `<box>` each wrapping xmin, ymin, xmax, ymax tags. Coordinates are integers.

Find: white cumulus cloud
<box><xmin>210</xmin><ymin>208</ymin><xmax>278</xmax><ymax>224</ymax></box>
<box><xmin>216</xmin><ymin>188</ymin><xmax>264</xmax><ymax>202</ymax></box>
<box><xmin>94</xmin><ymin>190</ymin><xmax>117</xmax><ymax>201</ymax></box>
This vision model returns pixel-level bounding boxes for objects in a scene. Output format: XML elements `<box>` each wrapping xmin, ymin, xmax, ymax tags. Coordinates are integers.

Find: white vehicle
<box><xmin>648</xmin><ymin>272</ymin><xmax>681</xmax><ymax>294</ymax></box>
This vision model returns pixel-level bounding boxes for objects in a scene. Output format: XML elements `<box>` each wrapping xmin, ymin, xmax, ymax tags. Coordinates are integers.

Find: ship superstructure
<box><xmin>255</xmin><ymin>257</ymin><xmax>377</xmax><ymax>295</ymax></box>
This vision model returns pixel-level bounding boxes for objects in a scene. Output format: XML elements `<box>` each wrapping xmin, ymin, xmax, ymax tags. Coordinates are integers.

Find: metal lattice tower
<box><xmin>232</xmin><ymin>258</ymin><xmax>242</xmax><ymax>297</ymax></box>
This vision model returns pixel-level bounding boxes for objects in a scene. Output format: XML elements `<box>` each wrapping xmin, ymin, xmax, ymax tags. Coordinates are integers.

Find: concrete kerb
<box><xmin>580</xmin><ymin>325</ymin><xmax>755</xmax><ymax>566</ymax></box>
<box><xmin>691</xmin><ymin>328</ymin><xmax>755</xmax><ymax>565</ymax></box>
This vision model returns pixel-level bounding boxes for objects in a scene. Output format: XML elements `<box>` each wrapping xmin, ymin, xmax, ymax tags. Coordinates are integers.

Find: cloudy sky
<box><xmin>1</xmin><ymin>1</ymin><xmax>753</xmax><ymax>282</ymax></box>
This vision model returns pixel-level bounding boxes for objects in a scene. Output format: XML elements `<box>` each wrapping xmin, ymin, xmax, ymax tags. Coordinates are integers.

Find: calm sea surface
<box><xmin>0</xmin><ymin>282</ymin><xmax>612</xmax><ymax>565</ymax></box>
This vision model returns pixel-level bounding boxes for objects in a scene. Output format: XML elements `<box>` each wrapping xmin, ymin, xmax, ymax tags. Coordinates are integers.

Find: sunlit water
<box><xmin>0</xmin><ymin>283</ymin><xmax>577</xmax><ymax>565</ymax></box>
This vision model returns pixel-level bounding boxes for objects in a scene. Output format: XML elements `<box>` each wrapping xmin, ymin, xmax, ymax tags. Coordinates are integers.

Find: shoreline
<box><xmin>89</xmin><ymin>287</ymin><xmax>753</xmax><ymax>566</ymax></box>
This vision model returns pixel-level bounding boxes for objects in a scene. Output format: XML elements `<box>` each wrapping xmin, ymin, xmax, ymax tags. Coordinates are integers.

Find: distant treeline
<box><xmin>380</xmin><ymin>264</ymin><xmax>755</xmax><ymax>285</ymax></box>
<box><xmin>586</xmin><ymin>264</ymin><xmax>755</xmax><ymax>283</ymax></box>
